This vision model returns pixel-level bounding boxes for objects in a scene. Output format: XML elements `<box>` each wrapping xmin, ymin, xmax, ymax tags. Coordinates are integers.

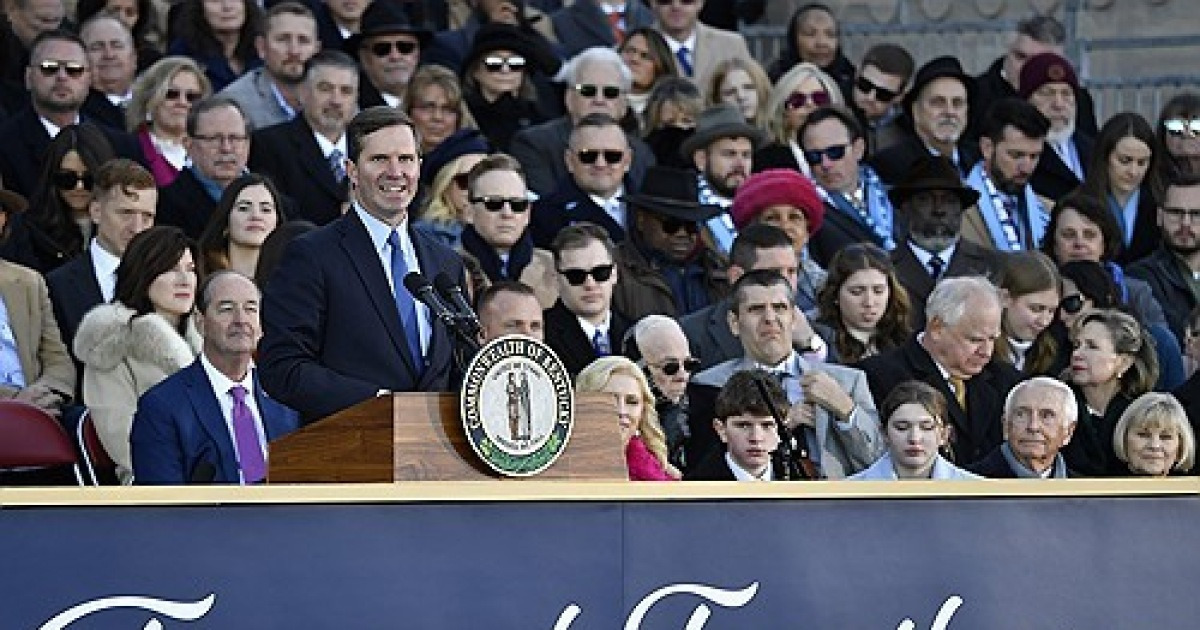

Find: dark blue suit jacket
<box><xmin>259</xmin><ymin>208</ymin><xmax>466</xmax><ymax>423</ymax></box>
<box><xmin>131</xmin><ymin>360</ymin><xmax>299</xmax><ymax>484</ymax></box>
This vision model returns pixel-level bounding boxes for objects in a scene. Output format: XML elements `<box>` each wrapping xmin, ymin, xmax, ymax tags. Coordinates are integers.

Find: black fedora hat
<box><xmin>625</xmin><ymin>166</ymin><xmax>722</xmax><ymax>221</ymax></box>
<box><xmin>902</xmin><ymin>55</ymin><xmax>974</xmax><ymax>116</ymax></box>
<box><xmin>345</xmin><ymin>2</ymin><xmax>432</xmax><ymax>55</ymax></box>
<box><xmin>886</xmin><ymin>154</ymin><xmax>980</xmax><ymax>208</ymax></box>
<box><xmin>462</xmin><ymin>23</ymin><xmax>562</xmax><ymax>77</ymax></box>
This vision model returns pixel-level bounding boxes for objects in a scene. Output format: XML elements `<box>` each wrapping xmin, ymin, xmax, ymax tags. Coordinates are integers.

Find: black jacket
<box><xmin>1127</xmin><ymin>245</ymin><xmax>1197</xmax><ymax>343</ymax></box>
<box><xmin>249</xmin><ymin>115</ymin><xmax>347</xmax><ymax>226</ymax></box>
<box><xmin>542</xmin><ymin>300</ymin><xmax>631</xmax><ymax>380</ymax></box>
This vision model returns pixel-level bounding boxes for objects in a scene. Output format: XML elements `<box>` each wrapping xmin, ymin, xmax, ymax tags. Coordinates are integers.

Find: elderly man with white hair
<box><xmin>968</xmin><ymin>376</ymin><xmax>1078</xmax><ymax>478</ymax></box>
<box><xmin>625</xmin><ymin>314</ymin><xmax>697</xmax><ymax>470</ymax></box>
<box><xmin>859</xmin><ymin>275</ymin><xmax>1023</xmax><ymax>464</ymax></box>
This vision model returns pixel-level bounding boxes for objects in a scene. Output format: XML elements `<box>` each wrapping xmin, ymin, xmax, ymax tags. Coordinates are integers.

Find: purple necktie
<box><xmin>230</xmin><ymin>385</ymin><xmax>265</xmax><ymax>484</ymax></box>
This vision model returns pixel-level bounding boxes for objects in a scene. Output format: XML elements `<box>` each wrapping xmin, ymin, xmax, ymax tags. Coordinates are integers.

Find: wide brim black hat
<box><xmin>886</xmin><ymin>154</ymin><xmax>980</xmax><ymax>208</ymax></box>
<box><xmin>345</xmin><ymin>2</ymin><xmax>432</xmax><ymax>55</ymax></box>
<box><xmin>462</xmin><ymin>22</ymin><xmax>562</xmax><ymax>77</ymax></box>
<box><xmin>625</xmin><ymin>166</ymin><xmax>723</xmax><ymax>222</ymax></box>
<box><xmin>902</xmin><ymin>55</ymin><xmax>975</xmax><ymax>116</ymax></box>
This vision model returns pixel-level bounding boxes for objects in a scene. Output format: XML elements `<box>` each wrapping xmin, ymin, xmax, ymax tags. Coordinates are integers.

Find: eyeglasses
<box><xmin>784</xmin><ymin>90</ymin><xmax>830</xmax><ymax>110</ymax></box>
<box><xmin>164</xmin><ymin>88</ymin><xmax>203</xmax><ymax>103</ymax></box>
<box><xmin>1164</xmin><ymin>118</ymin><xmax>1200</xmax><ymax>138</ymax></box>
<box><xmin>574</xmin><ymin>83</ymin><xmax>622</xmax><ymax>100</ymax></box>
<box><xmin>1060</xmin><ymin>294</ymin><xmax>1085</xmax><ymax>314</ymax></box>
<box><xmin>558</xmin><ymin>263</ymin><xmax>615</xmax><ymax>285</ymax></box>
<box><xmin>470</xmin><ymin>196</ymin><xmax>530</xmax><ymax>213</ymax></box>
<box><xmin>369</xmin><ymin>40</ymin><xmax>418</xmax><ymax>57</ymax></box>
<box><xmin>653</xmin><ymin>0</ymin><xmax>697</xmax><ymax>4</ymax></box>
<box><xmin>855</xmin><ymin>76</ymin><xmax>899</xmax><ymax>102</ymax></box>
<box><xmin>191</xmin><ymin>133</ymin><xmax>249</xmax><ymax>146</ymax></box>
<box><xmin>803</xmin><ymin>143</ymin><xmax>849</xmax><ymax>165</ymax></box>
<box><xmin>52</xmin><ymin>170</ymin><xmax>93</xmax><ymax>190</ymax></box>
<box><xmin>483</xmin><ymin>55</ymin><xmax>526</xmax><ymax>72</ymax></box>
<box><xmin>452</xmin><ymin>173</ymin><xmax>470</xmax><ymax>190</ymax></box>
<box><xmin>1163</xmin><ymin>206</ymin><xmax>1200</xmax><ymax>223</ymax></box>
<box><xmin>657</xmin><ymin>216</ymin><xmax>699</xmax><ymax>235</ymax></box>
<box><xmin>652</xmin><ymin>357</ymin><xmax>701</xmax><ymax>375</ymax></box>
<box><xmin>576</xmin><ymin>149</ymin><xmax>625</xmax><ymax>165</ymax></box>
<box><xmin>36</xmin><ymin>60</ymin><xmax>87</xmax><ymax>78</ymax></box>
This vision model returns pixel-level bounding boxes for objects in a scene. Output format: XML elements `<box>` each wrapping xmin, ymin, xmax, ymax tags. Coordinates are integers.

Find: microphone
<box><xmin>403</xmin><ymin>272</ymin><xmax>480</xmax><ymax>353</ymax></box>
<box><xmin>433</xmin><ymin>272</ymin><xmax>481</xmax><ymax>337</ymax></box>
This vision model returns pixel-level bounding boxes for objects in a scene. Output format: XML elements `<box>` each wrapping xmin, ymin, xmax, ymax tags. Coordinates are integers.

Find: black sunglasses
<box><xmin>654</xmin><ymin>357</ymin><xmax>701</xmax><ymax>375</ymax></box>
<box><xmin>1060</xmin><ymin>294</ymin><xmax>1085</xmax><ymax>314</ymax></box>
<box><xmin>452</xmin><ymin>173</ymin><xmax>470</xmax><ymax>189</ymax></box>
<box><xmin>574</xmin><ymin>83</ymin><xmax>622</xmax><ymax>100</ymax></box>
<box><xmin>470</xmin><ymin>196</ymin><xmax>530</xmax><ymax>213</ymax></box>
<box><xmin>483</xmin><ymin>55</ymin><xmax>526</xmax><ymax>72</ymax></box>
<box><xmin>37</xmin><ymin>60</ymin><xmax>87</xmax><ymax>78</ymax></box>
<box><xmin>370</xmin><ymin>40</ymin><xmax>418</xmax><ymax>57</ymax></box>
<box><xmin>52</xmin><ymin>171</ymin><xmax>93</xmax><ymax>190</ymax></box>
<box><xmin>576</xmin><ymin>149</ymin><xmax>625</xmax><ymax>165</ymax></box>
<box><xmin>658</xmin><ymin>216</ymin><xmax>699</xmax><ymax>235</ymax></box>
<box><xmin>164</xmin><ymin>87</ymin><xmax>203</xmax><ymax>103</ymax></box>
<box><xmin>855</xmin><ymin>76</ymin><xmax>899</xmax><ymax>102</ymax></box>
<box><xmin>803</xmin><ymin>144</ymin><xmax>849</xmax><ymax>165</ymax></box>
<box><xmin>558</xmin><ymin>264</ymin><xmax>614</xmax><ymax>285</ymax></box>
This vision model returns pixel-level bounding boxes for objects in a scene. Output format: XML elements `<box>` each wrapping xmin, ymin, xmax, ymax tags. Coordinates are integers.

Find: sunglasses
<box><xmin>36</xmin><ymin>60</ymin><xmax>87</xmax><ymax>78</ymax></box>
<box><xmin>653</xmin><ymin>0</ymin><xmax>697</xmax><ymax>4</ymax></box>
<box><xmin>803</xmin><ymin>143</ymin><xmax>849</xmax><ymax>165</ymax></box>
<box><xmin>470</xmin><ymin>196</ymin><xmax>530</xmax><ymax>213</ymax></box>
<box><xmin>653</xmin><ymin>357</ymin><xmax>701</xmax><ymax>375</ymax></box>
<box><xmin>1060</xmin><ymin>294</ymin><xmax>1085</xmax><ymax>314</ymax></box>
<box><xmin>52</xmin><ymin>170</ymin><xmax>93</xmax><ymax>190</ymax></box>
<box><xmin>558</xmin><ymin>263</ymin><xmax>614</xmax><ymax>285</ymax></box>
<box><xmin>574</xmin><ymin>83</ymin><xmax>622</xmax><ymax>100</ymax></box>
<box><xmin>164</xmin><ymin>88</ymin><xmax>203</xmax><ymax>103</ymax></box>
<box><xmin>1164</xmin><ymin>118</ymin><xmax>1200</xmax><ymax>138</ymax></box>
<box><xmin>855</xmin><ymin>76</ymin><xmax>899</xmax><ymax>102</ymax></box>
<box><xmin>483</xmin><ymin>55</ymin><xmax>526</xmax><ymax>72</ymax></box>
<box><xmin>452</xmin><ymin>173</ymin><xmax>470</xmax><ymax>190</ymax></box>
<box><xmin>370</xmin><ymin>40</ymin><xmax>418</xmax><ymax>57</ymax></box>
<box><xmin>658</xmin><ymin>216</ymin><xmax>699</xmax><ymax>235</ymax></box>
<box><xmin>576</xmin><ymin>149</ymin><xmax>625</xmax><ymax>165</ymax></box>
<box><xmin>784</xmin><ymin>90</ymin><xmax>831</xmax><ymax>110</ymax></box>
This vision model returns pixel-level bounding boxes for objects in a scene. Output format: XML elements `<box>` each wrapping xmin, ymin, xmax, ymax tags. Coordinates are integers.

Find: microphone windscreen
<box><xmin>402</xmin><ymin>271</ymin><xmax>429</xmax><ymax>295</ymax></box>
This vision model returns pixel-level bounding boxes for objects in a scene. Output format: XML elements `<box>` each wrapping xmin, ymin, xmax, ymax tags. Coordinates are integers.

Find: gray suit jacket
<box><xmin>551</xmin><ymin>0</ymin><xmax>654</xmax><ymax>58</ymax></box>
<box><xmin>689</xmin><ymin>356</ymin><xmax>883</xmax><ymax>479</ymax></box>
<box><xmin>219</xmin><ymin>68</ymin><xmax>294</xmax><ymax>131</ymax></box>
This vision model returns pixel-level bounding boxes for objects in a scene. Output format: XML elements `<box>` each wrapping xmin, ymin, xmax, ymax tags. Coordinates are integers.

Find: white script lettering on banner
<box><xmin>554</xmin><ymin>582</ymin><xmax>760</xmax><ymax>629</ymax></box>
<box><xmin>39</xmin><ymin>594</ymin><xmax>216</xmax><ymax>629</ymax></box>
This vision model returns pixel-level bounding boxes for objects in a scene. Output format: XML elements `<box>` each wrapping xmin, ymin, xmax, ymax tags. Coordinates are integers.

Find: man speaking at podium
<box><xmin>259</xmin><ymin>107</ymin><xmax>467</xmax><ymax>423</ymax></box>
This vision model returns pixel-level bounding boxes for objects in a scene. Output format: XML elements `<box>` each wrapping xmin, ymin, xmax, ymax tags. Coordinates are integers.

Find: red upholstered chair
<box><xmin>76</xmin><ymin>409</ymin><xmax>117</xmax><ymax>486</ymax></box>
<box><xmin>0</xmin><ymin>400</ymin><xmax>83</xmax><ymax>485</ymax></box>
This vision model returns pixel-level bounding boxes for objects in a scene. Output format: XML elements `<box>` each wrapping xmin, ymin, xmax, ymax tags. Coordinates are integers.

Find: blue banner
<box><xmin>6</xmin><ymin>491</ymin><xmax>1200</xmax><ymax>628</ymax></box>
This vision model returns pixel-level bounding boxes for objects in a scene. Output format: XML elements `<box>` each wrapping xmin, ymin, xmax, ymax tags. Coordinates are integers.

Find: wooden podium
<box><xmin>267</xmin><ymin>392</ymin><xmax>627</xmax><ymax>482</ymax></box>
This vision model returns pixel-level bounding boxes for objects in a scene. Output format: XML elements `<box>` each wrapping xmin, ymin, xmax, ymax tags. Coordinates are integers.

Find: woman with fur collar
<box><xmin>74</xmin><ymin>227</ymin><xmax>202</xmax><ymax>484</ymax></box>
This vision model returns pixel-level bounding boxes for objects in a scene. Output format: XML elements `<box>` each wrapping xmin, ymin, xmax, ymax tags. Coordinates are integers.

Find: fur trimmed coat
<box><xmin>74</xmin><ymin>303</ymin><xmax>202</xmax><ymax>483</ymax></box>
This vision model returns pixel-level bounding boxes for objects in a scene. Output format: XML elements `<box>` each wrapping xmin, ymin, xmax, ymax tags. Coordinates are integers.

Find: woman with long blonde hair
<box><xmin>577</xmin><ymin>356</ymin><xmax>680</xmax><ymax>481</ymax></box>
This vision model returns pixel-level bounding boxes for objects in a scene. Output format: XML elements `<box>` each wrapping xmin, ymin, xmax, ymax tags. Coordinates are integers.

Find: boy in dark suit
<box><xmin>685</xmin><ymin>369</ymin><xmax>786</xmax><ymax>481</ymax></box>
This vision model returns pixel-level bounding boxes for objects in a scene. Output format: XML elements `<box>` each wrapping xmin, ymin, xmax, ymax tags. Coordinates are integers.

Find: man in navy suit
<box><xmin>131</xmin><ymin>271</ymin><xmax>299</xmax><ymax>484</ymax></box>
<box><xmin>260</xmin><ymin>106</ymin><xmax>467</xmax><ymax>423</ymax></box>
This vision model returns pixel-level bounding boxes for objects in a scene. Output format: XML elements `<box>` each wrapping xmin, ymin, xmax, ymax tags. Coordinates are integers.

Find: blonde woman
<box><xmin>706</xmin><ymin>57</ymin><xmax>771</xmax><ymax>133</ymax></box>
<box><xmin>577</xmin><ymin>356</ymin><xmax>680</xmax><ymax>481</ymax></box>
<box><xmin>127</xmin><ymin>56</ymin><xmax>212</xmax><ymax>186</ymax></box>
<box><xmin>1112</xmin><ymin>392</ymin><xmax>1195</xmax><ymax>476</ymax></box>
<box><xmin>415</xmin><ymin>129</ymin><xmax>490</xmax><ymax>248</ymax></box>
<box><xmin>756</xmin><ymin>62</ymin><xmax>843</xmax><ymax>177</ymax></box>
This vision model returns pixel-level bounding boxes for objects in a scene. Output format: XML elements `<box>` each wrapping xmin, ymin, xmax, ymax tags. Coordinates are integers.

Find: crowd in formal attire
<box><xmin>0</xmin><ymin>0</ymin><xmax>1196</xmax><ymax>485</ymax></box>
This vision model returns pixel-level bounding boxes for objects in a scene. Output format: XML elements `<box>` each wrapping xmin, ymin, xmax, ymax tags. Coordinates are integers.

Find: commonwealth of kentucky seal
<box><xmin>460</xmin><ymin>335</ymin><xmax>574</xmax><ymax>476</ymax></box>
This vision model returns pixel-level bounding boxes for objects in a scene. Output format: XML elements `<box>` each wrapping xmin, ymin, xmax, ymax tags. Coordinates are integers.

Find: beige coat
<box><xmin>0</xmin><ymin>260</ymin><xmax>75</xmax><ymax>401</ymax></box>
<box><xmin>74</xmin><ymin>304</ymin><xmax>202</xmax><ymax>483</ymax></box>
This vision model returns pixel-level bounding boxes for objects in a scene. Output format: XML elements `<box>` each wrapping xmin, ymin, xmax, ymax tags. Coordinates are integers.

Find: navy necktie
<box><xmin>592</xmin><ymin>329</ymin><xmax>610</xmax><ymax>356</ymax></box>
<box><xmin>675</xmin><ymin>46</ymin><xmax>693</xmax><ymax>76</ymax></box>
<box><xmin>387</xmin><ymin>230</ymin><xmax>423</xmax><ymax>376</ymax></box>
<box><xmin>928</xmin><ymin>255</ymin><xmax>945</xmax><ymax>279</ymax></box>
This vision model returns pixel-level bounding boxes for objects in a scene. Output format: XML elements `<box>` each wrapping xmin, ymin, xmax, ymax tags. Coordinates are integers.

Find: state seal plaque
<box><xmin>460</xmin><ymin>335</ymin><xmax>574</xmax><ymax>476</ymax></box>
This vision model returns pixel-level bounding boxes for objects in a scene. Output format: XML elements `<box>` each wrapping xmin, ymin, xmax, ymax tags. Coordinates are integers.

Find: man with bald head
<box><xmin>859</xmin><ymin>276</ymin><xmax>1021</xmax><ymax>464</ymax></box>
<box><xmin>628</xmin><ymin>314</ymin><xmax>695</xmax><ymax>469</ymax></box>
<box><xmin>477</xmin><ymin>280</ymin><xmax>544</xmax><ymax>343</ymax></box>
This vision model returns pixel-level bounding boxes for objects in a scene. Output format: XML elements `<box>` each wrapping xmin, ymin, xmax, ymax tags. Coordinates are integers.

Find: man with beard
<box><xmin>1022</xmin><ymin>52</ymin><xmax>1094</xmax><ymax>202</ymax></box>
<box><xmin>251</xmin><ymin>50</ymin><xmax>359</xmax><ymax>225</ymax></box>
<box><xmin>962</xmin><ymin>98</ymin><xmax>1052</xmax><ymax>252</ymax></box>
<box><xmin>1128</xmin><ymin>174</ymin><xmax>1200</xmax><ymax>343</ymax></box>
<box><xmin>220</xmin><ymin>2</ymin><xmax>320</xmax><ymax>131</ymax></box>
<box><xmin>872</xmin><ymin>56</ymin><xmax>977</xmax><ymax>185</ymax></box>
<box><xmin>682</xmin><ymin>104</ymin><xmax>765</xmax><ymax>256</ymax></box>
<box><xmin>610</xmin><ymin>165</ymin><xmax>727</xmax><ymax>321</ymax></box>
<box><xmin>888</xmin><ymin>154</ymin><xmax>1000</xmax><ymax>327</ymax></box>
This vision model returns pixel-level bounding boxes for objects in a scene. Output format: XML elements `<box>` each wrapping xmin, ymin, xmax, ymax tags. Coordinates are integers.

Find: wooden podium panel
<box><xmin>268</xmin><ymin>393</ymin><xmax>627</xmax><ymax>483</ymax></box>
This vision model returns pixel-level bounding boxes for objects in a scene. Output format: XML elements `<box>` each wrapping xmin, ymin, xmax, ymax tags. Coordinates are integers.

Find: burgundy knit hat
<box><xmin>730</xmin><ymin>169</ymin><xmax>824</xmax><ymax>233</ymax></box>
<box><xmin>1018</xmin><ymin>52</ymin><xmax>1079</xmax><ymax>99</ymax></box>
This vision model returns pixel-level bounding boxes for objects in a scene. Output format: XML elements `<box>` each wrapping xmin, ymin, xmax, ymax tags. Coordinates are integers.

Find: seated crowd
<box><xmin>0</xmin><ymin>1</ymin><xmax>1197</xmax><ymax>485</ymax></box>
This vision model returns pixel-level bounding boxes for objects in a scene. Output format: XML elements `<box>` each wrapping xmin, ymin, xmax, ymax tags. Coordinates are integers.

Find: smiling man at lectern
<box><xmin>259</xmin><ymin>106</ymin><xmax>468</xmax><ymax>423</ymax></box>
